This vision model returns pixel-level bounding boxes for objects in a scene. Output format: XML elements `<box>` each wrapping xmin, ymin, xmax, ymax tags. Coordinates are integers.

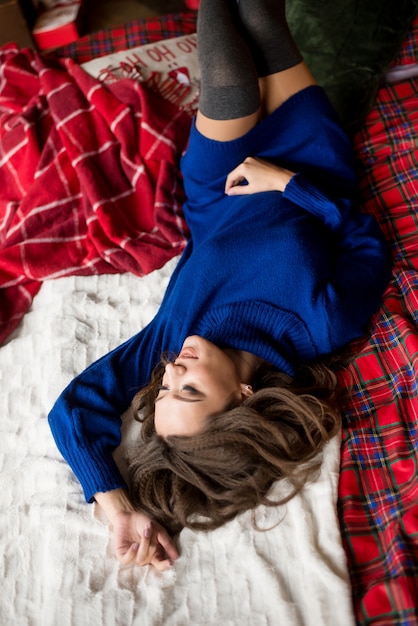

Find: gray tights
<box><xmin>197</xmin><ymin>0</ymin><xmax>302</xmax><ymax>121</ymax></box>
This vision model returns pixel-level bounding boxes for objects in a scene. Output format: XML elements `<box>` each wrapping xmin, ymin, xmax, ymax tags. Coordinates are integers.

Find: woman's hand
<box><xmin>95</xmin><ymin>488</ymin><xmax>178</xmax><ymax>571</ymax></box>
<box><xmin>225</xmin><ymin>156</ymin><xmax>295</xmax><ymax>195</ymax></box>
<box><xmin>112</xmin><ymin>510</ymin><xmax>178</xmax><ymax>571</ymax></box>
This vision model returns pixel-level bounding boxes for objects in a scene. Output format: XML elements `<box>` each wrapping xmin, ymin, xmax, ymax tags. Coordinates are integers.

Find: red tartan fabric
<box><xmin>389</xmin><ymin>14</ymin><xmax>418</xmax><ymax>66</ymax></box>
<box><xmin>52</xmin><ymin>12</ymin><xmax>197</xmax><ymax>64</ymax></box>
<box><xmin>0</xmin><ymin>46</ymin><xmax>191</xmax><ymax>345</ymax></box>
<box><xmin>338</xmin><ymin>17</ymin><xmax>418</xmax><ymax>625</ymax></box>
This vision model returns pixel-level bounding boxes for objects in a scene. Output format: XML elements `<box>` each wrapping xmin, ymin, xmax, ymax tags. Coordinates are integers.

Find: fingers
<box><xmin>224</xmin><ymin>157</ymin><xmax>265</xmax><ymax>195</ymax></box>
<box><xmin>118</xmin><ymin>542</ymin><xmax>142</xmax><ymax>566</ymax></box>
<box><xmin>156</xmin><ymin>527</ymin><xmax>179</xmax><ymax>561</ymax></box>
<box><xmin>225</xmin><ymin>157</ymin><xmax>295</xmax><ymax>195</ymax></box>
<box><xmin>225</xmin><ymin>180</ymin><xmax>251</xmax><ymax>196</ymax></box>
<box><xmin>133</xmin><ymin>523</ymin><xmax>154</xmax><ymax>565</ymax></box>
<box><xmin>150</xmin><ymin>551</ymin><xmax>175</xmax><ymax>572</ymax></box>
<box><xmin>118</xmin><ymin>523</ymin><xmax>177</xmax><ymax>571</ymax></box>
<box><xmin>225</xmin><ymin>163</ymin><xmax>248</xmax><ymax>195</ymax></box>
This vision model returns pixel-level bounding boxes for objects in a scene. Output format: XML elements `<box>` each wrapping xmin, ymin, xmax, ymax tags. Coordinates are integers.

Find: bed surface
<box><xmin>0</xmin><ymin>265</ymin><xmax>355</xmax><ymax>626</ymax></box>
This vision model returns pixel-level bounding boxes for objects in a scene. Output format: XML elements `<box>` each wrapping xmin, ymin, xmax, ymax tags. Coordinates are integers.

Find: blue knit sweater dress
<box><xmin>48</xmin><ymin>86</ymin><xmax>391</xmax><ymax>502</ymax></box>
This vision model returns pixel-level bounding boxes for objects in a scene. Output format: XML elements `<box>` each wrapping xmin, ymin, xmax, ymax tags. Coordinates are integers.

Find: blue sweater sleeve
<box><xmin>320</xmin><ymin>209</ymin><xmax>392</xmax><ymax>347</ymax></box>
<box><xmin>282</xmin><ymin>172</ymin><xmax>352</xmax><ymax>230</ymax></box>
<box><xmin>283</xmin><ymin>172</ymin><xmax>391</xmax><ymax>348</ymax></box>
<box><xmin>48</xmin><ymin>329</ymin><xmax>154</xmax><ymax>502</ymax></box>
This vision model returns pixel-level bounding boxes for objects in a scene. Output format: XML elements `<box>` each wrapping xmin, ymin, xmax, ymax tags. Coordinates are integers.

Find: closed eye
<box><xmin>155</xmin><ymin>384</ymin><xmax>205</xmax><ymax>403</ymax></box>
<box><xmin>157</xmin><ymin>384</ymin><xmax>201</xmax><ymax>395</ymax></box>
<box><xmin>182</xmin><ymin>385</ymin><xmax>200</xmax><ymax>395</ymax></box>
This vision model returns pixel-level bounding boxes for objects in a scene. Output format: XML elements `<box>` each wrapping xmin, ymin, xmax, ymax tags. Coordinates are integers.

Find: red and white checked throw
<box><xmin>0</xmin><ymin>45</ymin><xmax>191</xmax><ymax>345</ymax></box>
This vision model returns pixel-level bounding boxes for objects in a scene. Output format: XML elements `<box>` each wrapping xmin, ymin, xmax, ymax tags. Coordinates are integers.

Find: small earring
<box><xmin>240</xmin><ymin>383</ymin><xmax>253</xmax><ymax>401</ymax></box>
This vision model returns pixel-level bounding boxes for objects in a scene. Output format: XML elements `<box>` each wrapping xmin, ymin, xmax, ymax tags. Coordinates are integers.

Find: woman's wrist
<box><xmin>276</xmin><ymin>168</ymin><xmax>295</xmax><ymax>192</ymax></box>
<box><xmin>94</xmin><ymin>488</ymin><xmax>135</xmax><ymax>524</ymax></box>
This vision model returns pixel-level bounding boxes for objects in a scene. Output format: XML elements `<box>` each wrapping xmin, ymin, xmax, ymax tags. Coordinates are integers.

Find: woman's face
<box><xmin>154</xmin><ymin>336</ymin><xmax>245</xmax><ymax>437</ymax></box>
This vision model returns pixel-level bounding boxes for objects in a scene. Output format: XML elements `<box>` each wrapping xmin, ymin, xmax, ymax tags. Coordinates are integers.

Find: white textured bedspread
<box><xmin>0</xmin><ymin>260</ymin><xmax>355</xmax><ymax>626</ymax></box>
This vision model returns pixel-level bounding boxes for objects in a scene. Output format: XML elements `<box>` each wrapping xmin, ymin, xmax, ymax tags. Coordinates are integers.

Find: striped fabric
<box><xmin>0</xmin><ymin>47</ymin><xmax>191</xmax><ymax>344</ymax></box>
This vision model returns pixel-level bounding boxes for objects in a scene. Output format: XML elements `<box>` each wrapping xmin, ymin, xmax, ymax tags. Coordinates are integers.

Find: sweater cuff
<box><xmin>49</xmin><ymin>413</ymin><xmax>127</xmax><ymax>502</ymax></box>
<box><xmin>283</xmin><ymin>173</ymin><xmax>347</xmax><ymax>231</ymax></box>
<box><xmin>79</xmin><ymin>448</ymin><xmax>128</xmax><ymax>504</ymax></box>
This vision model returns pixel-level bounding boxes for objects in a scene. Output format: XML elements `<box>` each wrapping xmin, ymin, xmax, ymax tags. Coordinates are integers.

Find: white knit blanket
<box><xmin>0</xmin><ymin>260</ymin><xmax>355</xmax><ymax>626</ymax></box>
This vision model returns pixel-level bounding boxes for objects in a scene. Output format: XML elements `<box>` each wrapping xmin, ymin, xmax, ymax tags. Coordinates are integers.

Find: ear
<box><xmin>240</xmin><ymin>383</ymin><xmax>254</xmax><ymax>400</ymax></box>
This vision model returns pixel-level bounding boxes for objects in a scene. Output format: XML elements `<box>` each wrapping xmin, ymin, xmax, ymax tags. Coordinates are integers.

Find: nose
<box><xmin>164</xmin><ymin>361</ymin><xmax>185</xmax><ymax>381</ymax></box>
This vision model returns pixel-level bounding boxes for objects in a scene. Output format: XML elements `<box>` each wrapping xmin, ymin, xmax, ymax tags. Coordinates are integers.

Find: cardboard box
<box><xmin>0</xmin><ymin>0</ymin><xmax>34</xmax><ymax>48</ymax></box>
<box><xmin>32</xmin><ymin>1</ymin><xmax>84</xmax><ymax>50</ymax></box>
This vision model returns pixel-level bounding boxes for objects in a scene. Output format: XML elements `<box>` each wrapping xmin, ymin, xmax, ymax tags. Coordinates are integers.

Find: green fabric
<box><xmin>287</xmin><ymin>0</ymin><xmax>418</xmax><ymax>133</ymax></box>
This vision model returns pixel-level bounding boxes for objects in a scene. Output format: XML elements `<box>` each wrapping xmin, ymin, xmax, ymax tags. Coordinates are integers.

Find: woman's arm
<box><xmin>48</xmin><ymin>326</ymin><xmax>157</xmax><ymax>503</ymax></box>
<box><xmin>225</xmin><ymin>156</ymin><xmax>391</xmax><ymax>349</ymax></box>
<box><xmin>225</xmin><ymin>156</ymin><xmax>352</xmax><ymax>230</ymax></box>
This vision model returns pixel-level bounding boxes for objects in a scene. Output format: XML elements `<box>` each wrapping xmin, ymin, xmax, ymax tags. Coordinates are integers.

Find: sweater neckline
<box><xmin>190</xmin><ymin>300</ymin><xmax>319</xmax><ymax>377</ymax></box>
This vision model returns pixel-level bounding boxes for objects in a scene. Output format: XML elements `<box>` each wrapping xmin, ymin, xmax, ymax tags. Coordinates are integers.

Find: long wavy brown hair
<box><xmin>126</xmin><ymin>358</ymin><xmax>342</xmax><ymax>536</ymax></box>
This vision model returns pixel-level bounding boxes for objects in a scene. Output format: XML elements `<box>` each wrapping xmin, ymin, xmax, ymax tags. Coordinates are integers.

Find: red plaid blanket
<box><xmin>53</xmin><ymin>11</ymin><xmax>198</xmax><ymax>64</ymax></box>
<box><xmin>338</xmin><ymin>16</ymin><xmax>418</xmax><ymax>625</ymax></box>
<box><xmin>0</xmin><ymin>46</ymin><xmax>191</xmax><ymax>344</ymax></box>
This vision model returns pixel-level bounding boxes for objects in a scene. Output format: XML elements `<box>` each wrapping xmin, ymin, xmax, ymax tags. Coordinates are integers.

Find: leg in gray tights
<box><xmin>197</xmin><ymin>0</ymin><xmax>303</xmax><ymax>121</ymax></box>
<box><xmin>196</xmin><ymin>0</ymin><xmax>260</xmax><ymax>121</ymax></box>
<box><xmin>237</xmin><ymin>0</ymin><xmax>303</xmax><ymax>77</ymax></box>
